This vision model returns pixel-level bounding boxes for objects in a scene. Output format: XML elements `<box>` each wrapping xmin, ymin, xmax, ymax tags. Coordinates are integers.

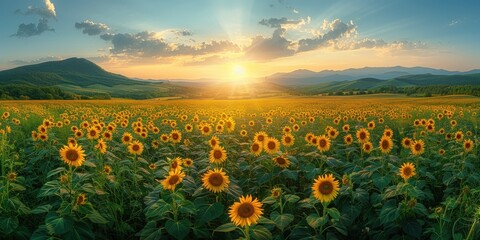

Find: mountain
<box><xmin>268</xmin><ymin>66</ymin><xmax>480</xmax><ymax>86</ymax></box>
<box><xmin>298</xmin><ymin>73</ymin><xmax>480</xmax><ymax>94</ymax></box>
<box><xmin>0</xmin><ymin>58</ymin><xmax>195</xmax><ymax>99</ymax></box>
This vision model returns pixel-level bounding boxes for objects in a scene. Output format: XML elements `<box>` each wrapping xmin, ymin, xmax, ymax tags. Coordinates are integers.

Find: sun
<box><xmin>232</xmin><ymin>64</ymin><xmax>246</xmax><ymax>78</ymax></box>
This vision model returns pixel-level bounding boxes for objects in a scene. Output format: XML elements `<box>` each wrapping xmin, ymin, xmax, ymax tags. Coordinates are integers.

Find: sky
<box><xmin>1</xmin><ymin>0</ymin><xmax>479</xmax><ymax>80</ymax></box>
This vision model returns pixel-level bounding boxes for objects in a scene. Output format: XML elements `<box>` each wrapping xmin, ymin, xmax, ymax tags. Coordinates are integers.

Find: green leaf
<box><xmin>0</xmin><ymin>216</ymin><xmax>19</xmax><ymax>234</ymax></box>
<box><xmin>38</xmin><ymin>180</ymin><xmax>60</xmax><ymax>198</ymax></box>
<box><xmin>373</xmin><ymin>174</ymin><xmax>391</xmax><ymax>191</ymax></box>
<box><xmin>306</xmin><ymin>213</ymin><xmax>327</xmax><ymax>229</ymax></box>
<box><xmin>145</xmin><ymin>199</ymin><xmax>171</xmax><ymax>221</ymax></box>
<box><xmin>284</xmin><ymin>194</ymin><xmax>300</xmax><ymax>203</ymax></box>
<box><xmin>257</xmin><ymin>217</ymin><xmax>276</xmax><ymax>225</ymax></box>
<box><xmin>47</xmin><ymin>167</ymin><xmax>66</xmax><ymax>178</ymax></box>
<box><xmin>165</xmin><ymin>219</ymin><xmax>190</xmax><ymax>240</ymax></box>
<box><xmin>64</xmin><ymin>221</ymin><xmax>94</xmax><ymax>240</ymax></box>
<box><xmin>270</xmin><ymin>212</ymin><xmax>294</xmax><ymax>231</ymax></box>
<box><xmin>214</xmin><ymin>223</ymin><xmax>237</xmax><ymax>233</ymax></box>
<box><xmin>327</xmin><ymin>208</ymin><xmax>340</xmax><ymax>221</ymax></box>
<box><xmin>262</xmin><ymin>196</ymin><xmax>277</xmax><ymax>204</ymax></box>
<box><xmin>46</xmin><ymin>215</ymin><xmax>73</xmax><ymax>235</ymax></box>
<box><xmin>31</xmin><ymin>204</ymin><xmax>53</xmax><ymax>214</ymax></box>
<box><xmin>138</xmin><ymin>221</ymin><xmax>163</xmax><ymax>240</ymax></box>
<box><xmin>86</xmin><ymin>210</ymin><xmax>108</xmax><ymax>224</ymax></box>
<box><xmin>198</xmin><ymin>202</ymin><xmax>224</xmax><ymax>223</ymax></box>
<box><xmin>251</xmin><ymin>225</ymin><xmax>272</xmax><ymax>240</ymax></box>
<box><xmin>379</xmin><ymin>200</ymin><xmax>400</xmax><ymax>224</ymax></box>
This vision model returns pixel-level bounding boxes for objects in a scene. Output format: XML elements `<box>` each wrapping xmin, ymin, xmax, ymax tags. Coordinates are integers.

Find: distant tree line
<box><xmin>0</xmin><ymin>84</ymin><xmax>111</xmax><ymax>100</ymax></box>
<box><xmin>323</xmin><ymin>85</ymin><xmax>480</xmax><ymax>97</ymax></box>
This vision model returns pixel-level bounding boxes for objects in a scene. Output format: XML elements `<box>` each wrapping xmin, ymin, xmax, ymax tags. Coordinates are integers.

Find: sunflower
<box><xmin>68</xmin><ymin>137</ymin><xmax>77</xmax><ymax>146</ymax></box>
<box><xmin>128</xmin><ymin>140</ymin><xmax>144</xmax><ymax>155</ymax></box>
<box><xmin>170</xmin><ymin>157</ymin><xmax>183</xmax><ymax>171</ymax></box>
<box><xmin>209</xmin><ymin>145</ymin><xmax>227</xmax><ymax>164</ymax></box>
<box><xmin>411</xmin><ymin>140</ymin><xmax>425</xmax><ymax>156</ymax></box>
<box><xmin>316</xmin><ymin>135</ymin><xmax>331</xmax><ymax>153</ymax></box>
<box><xmin>263</xmin><ymin>137</ymin><xmax>280</xmax><ymax>155</ymax></box>
<box><xmin>327</xmin><ymin>128</ymin><xmax>339</xmax><ymax>140</ymax></box>
<box><xmin>344</xmin><ymin>134</ymin><xmax>353</xmax><ymax>145</ymax></box>
<box><xmin>59</xmin><ymin>144</ymin><xmax>86</xmax><ymax>167</ymax></box>
<box><xmin>95</xmin><ymin>139</ymin><xmax>107</xmax><ymax>154</ymax></box>
<box><xmin>103</xmin><ymin>165</ymin><xmax>112</xmax><ymax>175</ymax></box>
<box><xmin>305</xmin><ymin>132</ymin><xmax>315</xmax><ymax>144</ymax></box>
<box><xmin>229</xmin><ymin>195</ymin><xmax>263</xmax><ymax>227</ymax></box>
<box><xmin>159</xmin><ymin>169</ymin><xmax>185</xmax><ymax>191</ymax></box>
<box><xmin>121</xmin><ymin>132</ymin><xmax>133</xmax><ymax>144</ymax></box>
<box><xmin>250</xmin><ymin>141</ymin><xmax>263</xmax><ymax>156</ymax></box>
<box><xmin>254</xmin><ymin>131</ymin><xmax>268</xmax><ymax>143</ymax></box>
<box><xmin>185</xmin><ymin>124</ymin><xmax>193</xmax><ymax>132</ymax></box>
<box><xmin>342</xmin><ymin>124</ymin><xmax>350</xmax><ymax>132</ymax></box>
<box><xmin>356</xmin><ymin>128</ymin><xmax>370</xmax><ymax>143</ymax></box>
<box><xmin>74</xmin><ymin>130</ymin><xmax>83</xmax><ymax>138</ymax></box>
<box><xmin>76</xmin><ymin>193</ymin><xmax>87</xmax><ymax>205</ymax></box>
<box><xmin>87</xmin><ymin>127</ymin><xmax>100</xmax><ymax>140</ymax></box>
<box><xmin>455</xmin><ymin>131</ymin><xmax>463</xmax><ymax>142</ymax></box>
<box><xmin>103</xmin><ymin>131</ymin><xmax>113</xmax><ymax>141</ymax></box>
<box><xmin>148</xmin><ymin>163</ymin><xmax>157</xmax><ymax>170</ymax></box>
<box><xmin>379</xmin><ymin>136</ymin><xmax>393</xmax><ymax>154</ymax></box>
<box><xmin>272</xmin><ymin>156</ymin><xmax>290</xmax><ymax>168</ymax></box>
<box><xmin>401</xmin><ymin>137</ymin><xmax>412</xmax><ymax>149</ymax></box>
<box><xmin>151</xmin><ymin>140</ymin><xmax>160</xmax><ymax>149</ymax></box>
<box><xmin>463</xmin><ymin>139</ymin><xmax>474</xmax><ymax>152</ymax></box>
<box><xmin>160</xmin><ymin>134</ymin><xmax>169</xmax><ymax>143</ymax></box>
<box><xmin>438</xmin><ymin>149</ymin><xmax>445</xmax><ymax>155</ymax></box>
<box><xmin>281</xmin><ymin>133</ymin><xmax>295</xmax><ymax>147</ymax></box>
<box><xmin>209</xmin><ymin>136</ymin><xmax>220</xmax><ymax>148</ymax></box>
<box><xmin>7</xmin><ymin>172</ymin><xmax>17</xmax><ymax>181</ymax></box>
<box><xmin>383</xmin><ymin>129</ymin><xmax>393</xmax><ymax>138</ymax></box>
<box><xmin>362</xmin><ymin>142</ymin><xmax>373</xmax><ymax>154</ymax></box>
<box><xmin>170</xmin><ymin>130</ymin><xmax>182</xmax><ymax>144</ymax></box>
<box><xmin>312</xmin><ymin>174</ymin><xmax>340</xmax><ymax>203</ymax></box>
<box><xmin>367</xmin><ymin>121</ymin><xmax>375</xmax><ymax>130</ymax></box>
<box><xmin>399</xmin><ymin>162</ymin><xmax>416</xmax><ymax>181</ymax></box>
<box><xmin>201</xmin><ymin>124</ymin><xmax>212</xmax><ymax>136</ymax></box>
<box><xmin>183</xmin><ymin>158</ymin><xmax>193</xmax><ymax>167</ymax></box>
<box><xmin>240</xmin><ymin>130</ymin><xmax>248</xmax><ymax>137</ymax></box>
<box><xmin>271</xmin><ymin>187</ymin><xmax>282</xmax><ymax>198</ymax></box>
<box><xmin>38</xmin><ymin>133</ymin><xmax>49</xmax><ymax>142</ymax></box>
<box><xmin>202</xmin><ymin>168</ymin><xmax>230</xmax><ymax>193</ymax></box>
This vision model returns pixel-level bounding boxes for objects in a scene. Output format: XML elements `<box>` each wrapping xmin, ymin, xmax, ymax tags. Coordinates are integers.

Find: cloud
<box><xmin>171</xmin><ymin>29</ymin><xmax>193</xmax><ymax>36</ymax></box>
<box><xmin>75</xmin><ymin>20</ymin><xmax>110</xmax><ymax>35</ymax></box>
<box><xmin>259</xmin><ymin>17</ymin><xmax>310</xmax><ymax>29</ymax></box>
<box><xmin>97</xmin><ymin>31</ymin><xmax>240</xmax><ymax>58</ymax></box>
<box><xmin>15</xmin><ymin>0</ymin><xmax>56</xmax><ymax>19</ymax></box>
<box><xmin>12</xmin><ymin>18</ymin><xmax>54</xmax><ymax>37</ymax></box>
<box><xmin>298</xmin><ymin>19</ymin><xmax>356</xmax><ymax>52</ymax></box>
<box><xmin>13</xmin><ymin>0</ymin><xmax>56</xmax><ymax>38</ymax></box>
<box><xmin>448</xmin><ymin>20</ymin><xmax>459</xmax><ymax>26</ymax></box>
<box><xmin>244</xmin><ymin>28</ymin><xmax>295</xmax><ymax>60</ymax></box>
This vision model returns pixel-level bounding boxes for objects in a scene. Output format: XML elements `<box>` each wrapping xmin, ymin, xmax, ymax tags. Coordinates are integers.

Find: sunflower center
<box><xmin>208</xmin><ymin>173</ymin><xmax>224</xmax><ymax>186</ymax></box>
<box><xmin>285</xmin><ymin>137</ymin><xmax>291</xmax><ymax>143</ymax></box>
<box><xmin>267</xmin><ymin>141</ymin><xmax>276</xmax><ymax>150</ymax></box>
<box><xmin>252</xmin><ymin>144</ymin><xmax>259</xmax><ymax>151</ymax></box>
<box><xmin>319</xmin><ymin>139</ymin><xmax>327</xmax><ymax>147</ymax></box>
<box><xmin>365</xmin><ymin>144</ymin><xmax>371</xmax><ymax>150</ymax></box>
<box><xmin>89</xmin><ymin>130</ymin><xmax>96</xmax><ymax>136</ymax></box>
<box><xmin>275</xmin><ymin>157</ymin><xmax>286</xmax><ymax>165</ymax></box>
<box><xmin>171</xmin><ymin>162</ymin><xmax>178</xmax><ymax>169</ymax></box>
<box><xmin>66</xmin><ymin>149</ymin><xmax>79</xmax><ymax>161</ymax></box>
<box><xmin>258</xmin><ymin>135</ymin><xmax>264</xmax><ymax>141</ymax></box>
<box><xmin>403</xmin><ymin>167</ymin><xmax>412</xmax><ymax>176</ymax></box>
<box><xmin>382</xmin><ymin>140</ymin><xmax>390</xmax><ymax>149</ymax></box>
<box><xmin>415</xmin><ymin>144</ymin><xmax>421</xmax><ymax>151</ymax></box>
<box><xmin>124</xmin><ymin>136</ymin><xmax>130</xmax><ymax>142</ymax></box>
<box><xmin>172</xmin><ymin>133</ymin><xmax>179</xmax><ymax>139</ymax></box>
<box><xmin>214</xmin><ymin>150</ymin><xmax>223</xmax><ymax>159</ymax></box>
<box><xmin>360</xmin><ymin>132</ymin><xmax>366</xmax><ymax>139</ymax></box>
<box><xmin>465</xmin><ymin>143</ymin><xmax>471</xmax><ymax>148</ymax></box>
<box><xmin>318</xmin><ymin>181</ymin><xmax>334</xmax><ymax>195</ymax></box>
<box><xmin>404</xmin><ymin>140</ymin><xmax>410</xmax><ymax>145</ymax></box>
<box><xmin>237</xmin><ymin>203</ymin><xmax>255</xmax><ymax>218</ymax></box>
<box><xmin>211</xmin><ymin>140</ymin><xmax>217</xmax><ymax>146</ymax></box>
<box><xmin>132</xmin><ymin>144</ymin><xmax>140</xmax><ymax>151</ymax></box>
<box><xmin>168</xmin><ymin>175</ymin><xmax>180</xmax><ymax>185</ymax></box>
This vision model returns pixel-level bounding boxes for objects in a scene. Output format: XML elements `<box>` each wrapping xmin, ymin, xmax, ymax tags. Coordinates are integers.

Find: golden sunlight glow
<box><xmin>232</xmin><ymin>64</ymin><xmax>246</xmax><ymax>78</ymax></box>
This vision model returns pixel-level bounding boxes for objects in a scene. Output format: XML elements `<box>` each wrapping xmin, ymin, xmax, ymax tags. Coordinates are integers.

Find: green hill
<box><xmin>0</xmin><ymin>58</ymin><xmax>195</xmax><ymax>99</ymax></box>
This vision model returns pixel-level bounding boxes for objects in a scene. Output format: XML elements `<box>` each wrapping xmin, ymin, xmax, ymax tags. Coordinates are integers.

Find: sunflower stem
<box><xmin>244</xmin><ymin>224</ymin><xmax>250</xmax><ymax>240</ymax></box>
<box><xmin>466</xmin><ymin>216</ymin><xmax>477</xmax><ymax>240</ymax></box>
<box><xmin>320</xmin><ymin>201</ymin><xmax>329</xmax><ymax>234</ymax></box>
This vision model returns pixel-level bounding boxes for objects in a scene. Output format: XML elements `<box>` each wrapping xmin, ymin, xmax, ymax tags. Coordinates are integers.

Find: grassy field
<box><xmin>1</xmin><ymin>95</ymin><xmax>479</xmax><ymax>239</ymax></box>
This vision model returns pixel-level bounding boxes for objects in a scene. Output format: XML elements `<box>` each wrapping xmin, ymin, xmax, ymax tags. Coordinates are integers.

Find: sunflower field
<box><xmin>0</xmin><ymin>96</ymin><xmax>479</xmax><ymax>240</ymax></box>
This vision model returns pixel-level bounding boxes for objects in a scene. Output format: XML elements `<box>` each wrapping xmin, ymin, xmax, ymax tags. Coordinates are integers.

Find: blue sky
<box><xmin>1</xmin><ymin>0</ymin><xmax>479</xmax><ymax>79</ymax></box>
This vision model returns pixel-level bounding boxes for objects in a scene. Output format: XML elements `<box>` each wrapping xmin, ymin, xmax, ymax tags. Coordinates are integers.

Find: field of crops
<box><xmin>0</xmin><ymin>96</ymin><xmax>479</xmax><ymax>240</ymax></box>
